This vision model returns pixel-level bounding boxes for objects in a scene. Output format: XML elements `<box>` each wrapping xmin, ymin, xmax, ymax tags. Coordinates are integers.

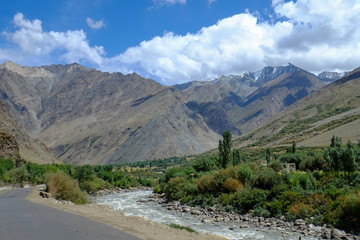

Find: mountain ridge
<box><xmin>0</xmin><ymin>61</ymin><xmax>349</xmax><ymax>165</ymax></box>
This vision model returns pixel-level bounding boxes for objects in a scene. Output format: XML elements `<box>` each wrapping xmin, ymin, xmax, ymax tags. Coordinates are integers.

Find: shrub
<box><xmin>218</xmin><ymin>193</ymin><xmax>235</xmax><ymax>206</ymax></box>
<box><xmin>254</xmin><ymin>205</ymin><xmax>271</xmax><ymax>217</ymax></box>
<box><xmin>169</xmin><ymin>223</ymin><xmax>196</xmax><ymax>233</ymax></box>
<box><xmin>46</xmin><ymin>171</ymin><xmax>88</xmax><ymax>204</ymax></box>
<box><xmin>164</xmin><ymin>177</ymin><xmax>186</xmax><ymax>200</ymax></box>
<box><xmin>0</xmin><ymin>158</ymin><xmax>15</xmax><ymax>176</ymax></box>
<box><xmin>4</xmin><ymin>166</ymin><xmax>29</xmax><ymax>184</ymax></box>
<box><xmin>196</xmin><ymin>174</ymin><xmax>216</xmax><ymax>193</ymax></box>
<box><xmin>342</xmin><ymin>192</ymin><xmax>360</xmax><ymax>229</ymax></box>
<box><xmin>81</xmin><ymin>177</ymin><xmax>110</xmax><ymax>194</ymax></box>
<box><xmin>269</xmin><ymin>160</ymin><xmax>283</xmax><ymax>172</ymax></box>
<box><xmin>289</xmin><ymin>202</ymin><xmax>314</xmax><ymax>219</ymax></box>
<box><xmin>251</xmin><ymin>168</ymin><xmax>282</xmax><ymax>190</ymax></box>
<box><xmin>266</xmin><ymin>199</ymin><xmax>283</xmax><ymax>217</ymax></box>
<box><xmin>237</xmin><ymin>163</ymin><xmax>253</xmax><ymax>184</ymax></box>
<box><xmin>193</xmin><ymin>156</ymin><xmax>216</xmax><ymax>172</ymax></box>
<box><xmin>233</xmin><ymin>188</ymin><xmax>269</xmax><ymax>214</ymax></box>
<box><xmin>165</xmin><ymin>167</ymin><xmax>189</xmax><ymax>182</ymax></box>
<box><xmin>223</xmin><ymin>178</ymin><xmax>243</xmax><ymax>192</ymax></box>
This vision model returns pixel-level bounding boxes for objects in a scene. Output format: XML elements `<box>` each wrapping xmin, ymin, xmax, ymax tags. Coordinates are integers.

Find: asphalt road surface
<box><xmin>0</xmin><ymin>188</ymin><xmax>141</xmax><ymax>240</ymax></box>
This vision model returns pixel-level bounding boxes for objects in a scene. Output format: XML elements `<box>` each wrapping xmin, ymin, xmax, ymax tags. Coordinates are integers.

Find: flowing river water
<box><xmin>95</xmin><ymin>190</ymin><xmax>318</xmax><ymax>240</ymax></box>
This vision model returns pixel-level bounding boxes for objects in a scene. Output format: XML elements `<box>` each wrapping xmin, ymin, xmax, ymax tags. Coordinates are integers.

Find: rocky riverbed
<box><xmin>145</xmin><ymin>193</ymin><xmax>359</xmax><ymax>240</ymax></box>
<box><xmin>94</xmin><ymin>189</ymin><xmax>359</xmax><ymax>240</ymax></box>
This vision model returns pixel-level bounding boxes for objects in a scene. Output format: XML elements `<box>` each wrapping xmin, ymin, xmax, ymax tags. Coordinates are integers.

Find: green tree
<box><xmin>342</xmin><ymin>141</ymin><xmax>357</xmax><ymax>172</ymax></box>
<box><xmin>292</xmin><ymin>141</ymin><xmax>297</xmax><ymax>154</ymax></box>
<box><xmin>218</xmin><ymin>130</ymin><xmax>232</xmax><ymax>168</ymax></box>
<box><xmin>232</xmin><ymin>149</ymin><xmax>244</xmax><ymax>166</ymax></box>
<box><xmin>265</xmin><ymin>148</ymin><xmax>272</xmax><ymax>163</ymax></box>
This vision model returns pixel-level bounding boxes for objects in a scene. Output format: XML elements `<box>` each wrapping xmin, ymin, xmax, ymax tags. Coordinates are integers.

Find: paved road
<box><xmin>0</xmin><ymin>188</ymin><xmax>141</xmax><ymax>240</ymax></box>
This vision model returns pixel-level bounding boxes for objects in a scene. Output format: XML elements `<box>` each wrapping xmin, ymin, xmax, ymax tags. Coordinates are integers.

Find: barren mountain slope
<box><xmin>234</xmin><ymin>67</ymin><xmax>360</xmax><ymax>148</ymax></box>
<box><xmin>230</xmin><ymin>70</ymin><xmax>325</xmax><ymax>133</ymax></box>
<box><xmin>0</xmin><ymin>62</ymin><xmax>219</xmax><ymax>164</ymax></box>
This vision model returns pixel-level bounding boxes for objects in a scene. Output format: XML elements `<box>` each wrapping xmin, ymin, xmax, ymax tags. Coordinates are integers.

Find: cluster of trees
<box><xmin>159</xmin><ymin>132</ymin><xmax>360</xmax><ymax>231</ymax></box>
<box><xmin>0</xmin><ymin>160</ymin><xmax>159</xmax><ymax>203</ymax></box>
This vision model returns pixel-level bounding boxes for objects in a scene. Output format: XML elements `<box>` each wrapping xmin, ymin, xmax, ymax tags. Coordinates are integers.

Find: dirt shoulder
<box><xmin>27</xmin><ymin>187</ymin><xmax>226</xmax><ymax>240</ymax></box>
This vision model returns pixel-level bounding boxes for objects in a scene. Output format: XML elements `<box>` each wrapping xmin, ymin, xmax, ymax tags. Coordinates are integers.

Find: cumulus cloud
<box><xmin>2</xmin><ymin>0</ymin><xmax>360</xmax><ymax>85</ymax></box>
<box><xmin>86</xmin><ymin>17</ymin><xmax>105</xmax><ymax>30</ymax></box>
<box><xmin>2</xmin><ymin>13</ymin><xmax>105</xmax><ymax>65</ymax></box>
<box><xmin>108</xmin><ymin>0</ymin><xmax>360</xmax><ymax>84</ymax></box>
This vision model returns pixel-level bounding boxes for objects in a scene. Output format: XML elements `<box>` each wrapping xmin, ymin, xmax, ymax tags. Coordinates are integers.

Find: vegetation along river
<box><xmin>95</xmin><ymin>190</ymin><xmax>318</xmax><ymax>240</ymax></box>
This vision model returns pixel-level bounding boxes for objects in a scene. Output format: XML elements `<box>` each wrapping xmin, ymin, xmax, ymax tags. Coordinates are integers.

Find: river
<box><xmin>95</xmin><ymin>190</ymin><xmax>318</xmax><ymax>240</ymax></box>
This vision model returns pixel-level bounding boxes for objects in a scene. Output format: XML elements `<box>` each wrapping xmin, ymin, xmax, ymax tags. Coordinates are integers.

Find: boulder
<box><xmin>39</xmin><ymin>191</ymin><xmax>51</xmax><ymax>198</ymax></box>
<box><xmin>332</xmin><ymin>228</ymin><xmax>347</xmax><ymax>239</ymax></box>
<box><xmin>294</xmin><ymin>219</ymin><xmax>306</xmax><ymax>226</ymax></box>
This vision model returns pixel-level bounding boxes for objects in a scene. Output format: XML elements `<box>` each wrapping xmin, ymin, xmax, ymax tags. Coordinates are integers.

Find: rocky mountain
<box><xmin>0</xmin><ymin>61</ymin><xmax>333</xmax><ymax>165</ymax></box>
<box><xmin>178</xmin><ymin>64</ymin><xmax>324</xmax><ymax>137</ymax></box>
<box><xmin>0</xmin><ymin>62</ymin><xmax>218</xmax><ymax>165</ymax></box>
<box><xmin>318</xmin><ymin>71</ymin><xmax>346</xmax><ymax>83</ymax></box>
<box><xmin>234</xmin><ymin>66</ymin><xmax>360</xmax><ymax>148</ymax></box>
<box><xmin>0</xmin><ymin>102</ymin><xmax>59</xmax><ymax>164</ymax></box>
<box><xmin>250</xmin><ymin>63</ymin><xmax>302</xmax><ymax>85</ymax></box>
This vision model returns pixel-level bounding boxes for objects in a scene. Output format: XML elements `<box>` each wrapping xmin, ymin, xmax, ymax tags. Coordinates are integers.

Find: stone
<box><xmin>332</xmin><ymin>228</ymin><xmax>346</xmax><ymax>239</ymax></box>
<box><xmin>229</xmin><ymin>226</ymin><xmax>236</xmax><ymax>230</ymax></box>
<box><xmin>39</xmin><ymin>191</ymin><xmax>51</xmax><ymax>198</ymax></box>
<box><xmin>294</xmin><ymin>219</ymin><xmax>306</xmax><ymax>226</ymax></box>
<box><xmin>322</xmin><ymin>228</ymin><xmax>332</xmax><ymax>239</ymax></box>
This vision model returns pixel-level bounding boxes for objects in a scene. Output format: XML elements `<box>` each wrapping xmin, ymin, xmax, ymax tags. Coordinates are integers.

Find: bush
<box><xmin>81</xmin><ymin>177</ymin><xmax>110</xmax><ymax>194</ymax></box>
<box><xmin>193</xmin><ymin>156</ymin><xmax>216</xmax><ymax>172</ymax></box>
<box><xmin>269</xmin><ymin>160</ymin><xmax>283</xmax><ymax>172</ymax></box>
<box><xmin>3</xmin><ymin>166</ymin><xmax>29</xmax><ymax>184</ymax></box>
<box><xmin>342</xmin><ymin>192</ymin><xmax>360</xmax><ymax>229</ymax></box>
<box><xmin>251</xmin><ymin>168</ymin><xmax>282</xmax><ymax>190</ymax></box>
<box><xmin>266</xmin><ymin>199</ymin><xmax>283</xmax><ymax>217</ymax></box>
<box><xmin>237</xmin><ymin>163</ymin><xmax>253</xmax><ymax>184</ymax></box>
<box><xmin>46</xmin><ymin>171</ymin><xmax>88</xmax><ymax>204</ymax></box>
<box><xmin>164</xmin><ymin>177</ymin><xmax>186</xmax><ymax>200</ymax></box>
<box><xmin>223</xmin><ymin>178</ymin><xmax>243</xmax><ymax>192</ymax></box>
<box><xmin>233</xmin><ymin>188</ymin><xmax>269</xmax><ymax>214</ymax></box>
<box><xmin>196</xmin><ymin>174</ymin><xmax>216</xmax><ymax>193</ymax></box>
<box><xmin>289</xmin><ymin>202</ymin><xmax>314</xmax><ymax>219</ymax></box>
<box><xmin>254</xmin><ymin>205</ymin><xmax>271</xmax><ymax>217</ymax></box>
<box><xmin>0</xmin><ymin>158</ymin><xmax>15</xmax><ymax>177</ymax></box>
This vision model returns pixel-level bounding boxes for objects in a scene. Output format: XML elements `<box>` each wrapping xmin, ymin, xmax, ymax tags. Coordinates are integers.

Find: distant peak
<box><xmin>0</xmin><ymin>61</ymin><xmax>54</xmax><ymax>78</ymax></box>
<box><xmin>1</xmin><ymin>61</ymin><xmax>21</xmax><ymax>69</ymax></box>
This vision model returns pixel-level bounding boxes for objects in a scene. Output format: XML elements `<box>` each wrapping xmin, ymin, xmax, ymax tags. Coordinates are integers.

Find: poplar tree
<box><xmin>218</xmin><ymin>130</ymin><xmax>232</xmax><ymax>168</ymax></box>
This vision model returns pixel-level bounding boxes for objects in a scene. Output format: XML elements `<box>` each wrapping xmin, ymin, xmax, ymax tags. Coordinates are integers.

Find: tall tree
<box><xmin>292</xmin><ymin>141</ymin><xmax>297</xmax><ymax>154</ymax></box>
<box><xmin>218</xmin><ymin>130</ymin><xmax>232</xmax><ymax>168</ymax></box>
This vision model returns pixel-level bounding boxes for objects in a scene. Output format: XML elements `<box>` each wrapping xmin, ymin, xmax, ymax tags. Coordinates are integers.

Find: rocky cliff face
<box><xmin>0</xmin><ymin>102</ymin><xmax>58</xmax><ymax>164</ymax></box>
<box><xmin>0</xmin><ymin>131</ymin><xmax>22</xmax><ymax>166</ymax></box>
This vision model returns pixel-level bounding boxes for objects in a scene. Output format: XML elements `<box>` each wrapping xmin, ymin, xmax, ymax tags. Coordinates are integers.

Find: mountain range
<box><xmin>0</xmin><ymin>61</ymin><xmax>351</xmax><ymax>165</ymax></box>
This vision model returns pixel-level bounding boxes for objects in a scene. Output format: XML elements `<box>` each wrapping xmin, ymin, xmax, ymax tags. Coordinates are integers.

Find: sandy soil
<box><xmin>27</xmin><ymin>187</ymin><xmax>226</xmax><ymax>240</ymax></box>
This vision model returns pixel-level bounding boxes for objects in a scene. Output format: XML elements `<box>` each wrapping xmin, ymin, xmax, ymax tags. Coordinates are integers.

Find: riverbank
<box><xmin>144</xmin><ymin>192</ymin><xmax>359</xmax><ymax>240</ymax></box>
<box><xmin>27</xmin><ymin>187</ymin><xmax>225</xmax><ymax>240</ymax></box>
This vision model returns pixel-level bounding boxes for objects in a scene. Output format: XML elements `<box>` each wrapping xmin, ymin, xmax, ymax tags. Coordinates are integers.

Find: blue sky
<box><xmin>1</xmin><ymin>0</ymin><xmax>359</xmax><ymax>85</ymax></box>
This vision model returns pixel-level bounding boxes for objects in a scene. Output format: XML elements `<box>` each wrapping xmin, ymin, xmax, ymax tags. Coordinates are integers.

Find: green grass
<box><xmin>168</xmin><ymin>223</ymin><xmax>196</xmax><ymax>233</ymax></box>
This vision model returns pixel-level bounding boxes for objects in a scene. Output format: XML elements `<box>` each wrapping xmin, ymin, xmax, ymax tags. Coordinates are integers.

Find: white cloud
<box><xmin>107</xmin><ymin>0</ymin><xmax>360</xmax><ymax>84</ymax></box>
<box><xmin>152</xmin><ymin>0</ymin><xmax>186</xmax><ymax>6</ymax></box>
<box><xmin>86</xmin><ymin>17</ymin><xmax>105</xmax><ymax>30</ymax></box>
<box><xmin>2</xmin><ymin>13</ymin><xmax>105</xmax><ymax>65</ymax></box>
<box><xmin>2</xmin><ymin>0</ymin><xmax>360</xmax><ymax>85</ymax></box>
